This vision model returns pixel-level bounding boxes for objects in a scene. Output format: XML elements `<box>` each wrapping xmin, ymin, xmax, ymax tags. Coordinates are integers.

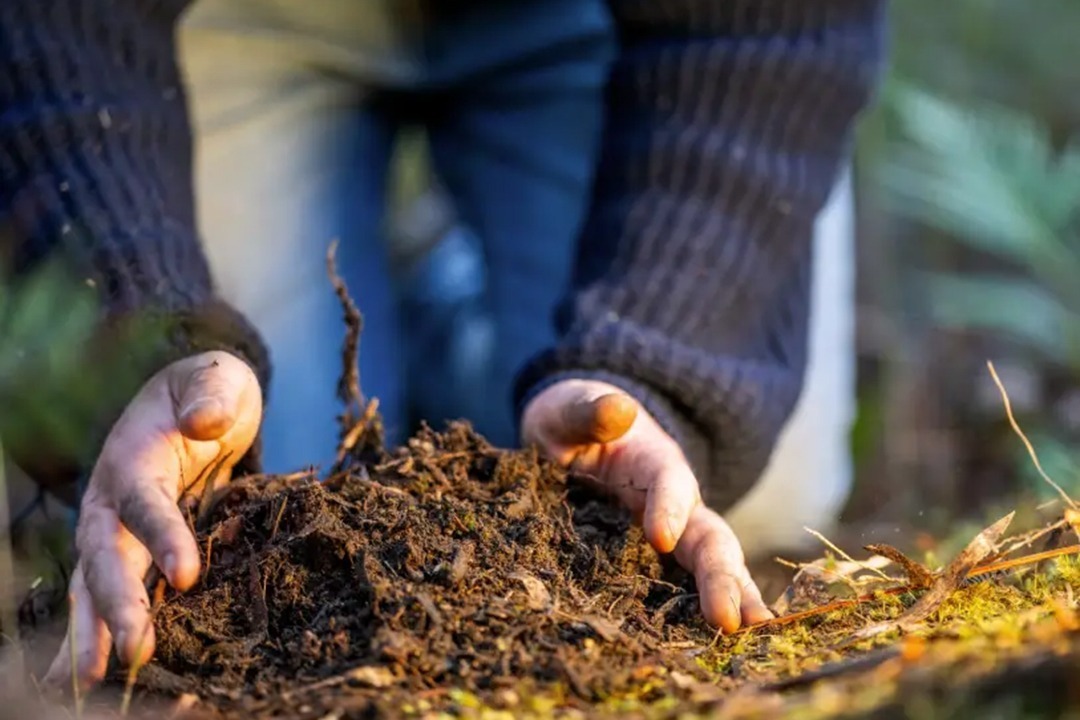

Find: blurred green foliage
<box><xmin>882</xmin><ymin>84</ymin><xmax>1080</xmax><ymax>367</ymax></box>
<box><xmin>856</xmin><ymin>0</ymin><xmax>1080</xmax><ymax>504</ymax></box>
<box><xmin>0</xmin><ymin>260</ymin><xmax>101</xmax><ymax>461</ymax></box>
<box><xmin>0</xmin><ymin>251</ymin><xmax>171</xmax><ymax>501</ymax></box>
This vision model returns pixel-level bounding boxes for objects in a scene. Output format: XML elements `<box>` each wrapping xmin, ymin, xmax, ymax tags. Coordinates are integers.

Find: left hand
<box><xmin>521</xmin><ymin>379</ymin><xmax>774</xmax><ymax>633</ymax></box>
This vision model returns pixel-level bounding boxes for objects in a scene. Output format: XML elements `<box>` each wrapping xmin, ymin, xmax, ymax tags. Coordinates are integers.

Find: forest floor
<box><xmin>5</xmin><ymin>255</ymin><xmax>1080</xmax><ymax>719</ymax></box>
<box><xmin>6</xmin><ymin>415</ymin><xmax>1080</xmax><ymax>720</ymax></box>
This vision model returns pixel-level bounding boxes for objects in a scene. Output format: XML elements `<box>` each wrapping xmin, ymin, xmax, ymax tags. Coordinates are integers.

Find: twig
<box><xmin>739</xmin><ymin>515</ymin><xmax>1080</xmax><ymax>637</ymax></box>
<box><xmin>269</xmin><ymin>496</ymin><xmax>289</xmax><ymax>541</ymax></box>
<box><xmin>326</xmin><ymin>240</ymin><xmax>382</xmax><ymax>471</ymax></box>
<box><xmin>965</xmin><ymin>543</ymin><xmax>1080</xmax><ymax>582</ymax></box>
<box><xmin>326</xmin><ymin>240</ymin><xmax>365</xmax><ymax>422</ymax></box>
<box><xmin>988</xmin><ymin>360</ymin><xmax>1077</xmax><ymax>510</ymax></box>
<box><xmin>999</xmin><ymin>518</ymin><xmax>1069</xmax><ymax>556</ymax></box>
<box><xmin>864</xmin><ymin>543</ymin><xmax>935</xmax><ymax>588</ymax></box>
<box><xmin>335</xmin><ymin>398</ymin><xmax>379</xmax><ymax>468</ymax></box>
<box><xmin>803</xmin><ymin>527</ymin><xmax>895</xmax><ymax>584</ymax></box>
<box><xmin>202</xmin><ymin>536</ymin><xmax>215</xmax><ymax>585</ymax></box>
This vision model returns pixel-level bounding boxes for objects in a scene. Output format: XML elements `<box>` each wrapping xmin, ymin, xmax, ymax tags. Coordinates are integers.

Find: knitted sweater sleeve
<box><xmin>516</xmin><ymin>0</ymin><xmax>887</xmax><ymax>511</ymax></box>
<box><xmin>0</xmin><ymin>1</ymin><xmax>269</xmax><ymax>500</ymax></box>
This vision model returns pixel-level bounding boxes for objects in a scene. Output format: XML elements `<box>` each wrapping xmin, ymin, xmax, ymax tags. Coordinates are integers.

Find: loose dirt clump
<box><xmin>133</xmin><ymin>422</ymin><xmax>718</xmax><ymax>718</ymax></box>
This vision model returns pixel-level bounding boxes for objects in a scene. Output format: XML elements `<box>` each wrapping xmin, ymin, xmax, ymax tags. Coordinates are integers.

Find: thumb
<box><xmin>171</xmin><ymin>351</ymin><xmax>261</xmax><ymax>442</ymax></box>
<box><xmin>524</xmin><ymin>380</ymin><xmax>638</xmax><ymax>449</ymax></box>
<box><xmin>559</xmin><ymin>392</ymin><xmax>638</xmax><ymax>445</ymax></box>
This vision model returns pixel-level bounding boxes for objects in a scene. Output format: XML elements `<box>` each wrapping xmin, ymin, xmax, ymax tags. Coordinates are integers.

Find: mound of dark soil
<box><xmin>132</xmin><ymin>422</ymin><xmax>719</xmax><ymax>718</ymax></box>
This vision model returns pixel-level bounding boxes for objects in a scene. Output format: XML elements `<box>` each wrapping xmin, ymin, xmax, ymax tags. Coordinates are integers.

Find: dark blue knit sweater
<box><xmin>0</xmin><ymin>0</ymin><xmax>886</xmax><ymax>509</ymax></box>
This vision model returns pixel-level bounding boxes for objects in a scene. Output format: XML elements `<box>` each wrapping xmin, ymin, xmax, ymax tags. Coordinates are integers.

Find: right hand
<box><xmin>43</xmin><ymin>351</ymin><xmax>262</xmax><ymax>689</ymax></box>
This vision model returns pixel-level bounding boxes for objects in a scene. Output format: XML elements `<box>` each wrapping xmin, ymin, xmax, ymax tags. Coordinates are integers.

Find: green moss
<box><xmin>390</xmin><ymin>551</ymin><xmax>1080</xmax><ymax>720</ymax></box>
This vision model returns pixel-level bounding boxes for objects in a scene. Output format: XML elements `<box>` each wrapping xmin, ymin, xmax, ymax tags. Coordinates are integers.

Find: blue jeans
<box><xmin>179</xmin><ymin>0</ymin><xmax>616</xmax><ymax>472</ymax></box>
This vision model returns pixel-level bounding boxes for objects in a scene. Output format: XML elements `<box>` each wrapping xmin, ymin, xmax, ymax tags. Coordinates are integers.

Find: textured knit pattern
<box><xmin>0</xmin><ymin>0</ymin><xmax>885</xmax><ymax>508</ymax></box>
<box><xmin>515</xmin><ymin>0</ymin><xmax>887</xmax><ymax>509</ymax></box>
<box><xmin>0</xmin><ymin>0</ymin><xmax>270</xmax><ymax>494</ymax></box>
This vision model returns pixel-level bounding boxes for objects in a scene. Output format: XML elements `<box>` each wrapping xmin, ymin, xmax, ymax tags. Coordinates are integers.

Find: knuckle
<box><xmin>75</xmin><ymin>506</ymin><xmax>113</xmax><ymax>554</ymax></box>
<box><xmin>116</xmin><ymin>482</ymin><xmax>174</xmax><ymax>542</ymax></box>
<box><xmin>79</xmin><ymin>548</ymin><xmax>109</xmax><ymax>596</ymax></box>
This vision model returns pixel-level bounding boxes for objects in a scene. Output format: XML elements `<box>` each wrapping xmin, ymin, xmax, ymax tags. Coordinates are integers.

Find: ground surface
<box><xmin>7</xmin><ymin>420</ymin><xmax>1077</xmax><ymax>720</ymax></box>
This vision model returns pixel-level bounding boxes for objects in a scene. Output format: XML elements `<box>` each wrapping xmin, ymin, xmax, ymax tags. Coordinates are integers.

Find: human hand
<box><xmin>43</xmin><ymin>351</ymin><xmax>262</xmax><ymax>689</ymax></box>
<box><xmin>521</xmin><ymin>379</ymin><xmax>773</xmax><ymax>633</ymax></box>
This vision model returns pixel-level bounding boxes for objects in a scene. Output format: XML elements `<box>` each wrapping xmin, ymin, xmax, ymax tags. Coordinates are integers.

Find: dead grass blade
<box><xmin>988</xmin><ymin>360</ymin><xmax>1077</xmax><ymax>510</ymax></box>
<box><xmin>803</xmin><ymin>527</ymin><xmax>896</xmax><ymax>584</ymax></box>
<box><xmin>120</xmin><ymin>578</ymin><xmax>167</xmax><ymax>716</ymax></box>
<box><xmin>0</xmin><ymin>445</ymin><xmax>21</xmax><ymax>671</ymax></box>
<box><xmin>69</xmin><ymin>592</ymin><xmax>82</xmax><ymax>719</ymax></box>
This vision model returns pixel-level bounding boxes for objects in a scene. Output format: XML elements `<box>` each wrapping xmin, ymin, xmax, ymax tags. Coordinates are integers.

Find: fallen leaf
<box><xmin>840</xmin><ymin>512</ymin><xmax>1014</xmax><ymax>646</ymax></box>
<box><xmin>1066</xmin><ymin>508</ymin><xmax>1080</xmax><ymax>542</ymax></box>
<box><xmin>346</xmin><ymin>665</ymin><xmax>397</xmax><ymax>688</ymax></box>
<box><xmin>583</xmin><ymin>615</ymin><xmax>623</xmax><ymax>643</ymax></box>
<box><xmin>864</xmin><ymin>543</ymin><xmax>935</xmax><ymax>588</ymax></box>
<box><xmin>510</xmin><ymin>571</ymin><xmax>552</xmax><ymax>611</ymax></box>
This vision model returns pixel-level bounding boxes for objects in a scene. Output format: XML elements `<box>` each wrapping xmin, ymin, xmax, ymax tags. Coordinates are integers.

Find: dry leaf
<box><xmin>864</xmin><ymin>543</ymin><xmax>935</xmax><ymax>588</ymax></box>
<box><xmin>510</xmin><ymin>571</ymin><xmax>552</xmax><ymax>610</ymax></box>
<box><xmin>582</xmin><ymin>615</ymin><xmax>623</xmax><ymax>643</ymax></box>
<box><xmin>346</xmin><ymin>665</ymin><xmax>397</xmax><ymax>688</ymax></box>
<box><xmin>840</xmin><ymin>512</ymin><xmax>1014</xmax><ymax>645</ymax></box>
<box><xmin>1065</xmin><ymin>508</ymin><xmax>1080</xmax><ymax>542</ymax></box>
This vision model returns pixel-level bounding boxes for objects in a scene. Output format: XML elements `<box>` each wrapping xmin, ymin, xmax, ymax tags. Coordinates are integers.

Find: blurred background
<box><xmin>5</xmin><ymin>0</ymin><xmax>1080</xmax><ymax>605</ymax></box>
<box><xmin>846</xmin><ymin>0</ymin><xmax>1080</xmax><ymax>534</ymax></box>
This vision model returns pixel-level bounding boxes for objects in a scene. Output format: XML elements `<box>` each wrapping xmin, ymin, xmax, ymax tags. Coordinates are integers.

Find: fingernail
<box><xmin>163</xmin><ymin>553</ymin><xmax>177</xmax><ymax>582</ymax></box>
<box><xmin>181</xmin><ymin>397</ymin><xmax>215</xmax><ymax>419</ymax></box>
<box><xmin>666</xmin><ymin>515</ymin><xmax>679</xmax><ymax>545</ymax></box>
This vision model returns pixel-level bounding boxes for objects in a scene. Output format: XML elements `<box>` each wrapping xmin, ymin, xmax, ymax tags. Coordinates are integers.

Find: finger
<box><xmin>739</xmin><ymin>576</ymin><xmax>774</xmax><ymax>626</ymax></box>
<box><xmin>702</xmin><ymin>573</ymin><xmax>745</xmax><ymax>634</ymax></box>
<box><xmin>173</xmin><ymin>352</ymin><xmax>259</xmax><ymax>441</ymax></box>
<box><xmin>642</xmin><ymin>463</ymin><xmax>699</xmax><ymax>554</ymax></box>
<box><xmin>113</xmin><ymin>477</ymin><xmax>201</xmax><ymax>591</ymax></box>
<box><xmin>77</xmin><ymin>505</ymin><xmax>156</xmax><ymax>666</ymax></box>
<box><xmin>43</xmin><ymin>566</ymin><xmax>112</xmax><ymax>690</ymax></box>
<box><xmin>559</xmin><ymin>393</ymin><xmax>638</xmax><ymax>445</ymax></box>
<box><xmin>673</xmin><ymin>506</ymin><xmax>751</xmax><ymax>632</ymax></box>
